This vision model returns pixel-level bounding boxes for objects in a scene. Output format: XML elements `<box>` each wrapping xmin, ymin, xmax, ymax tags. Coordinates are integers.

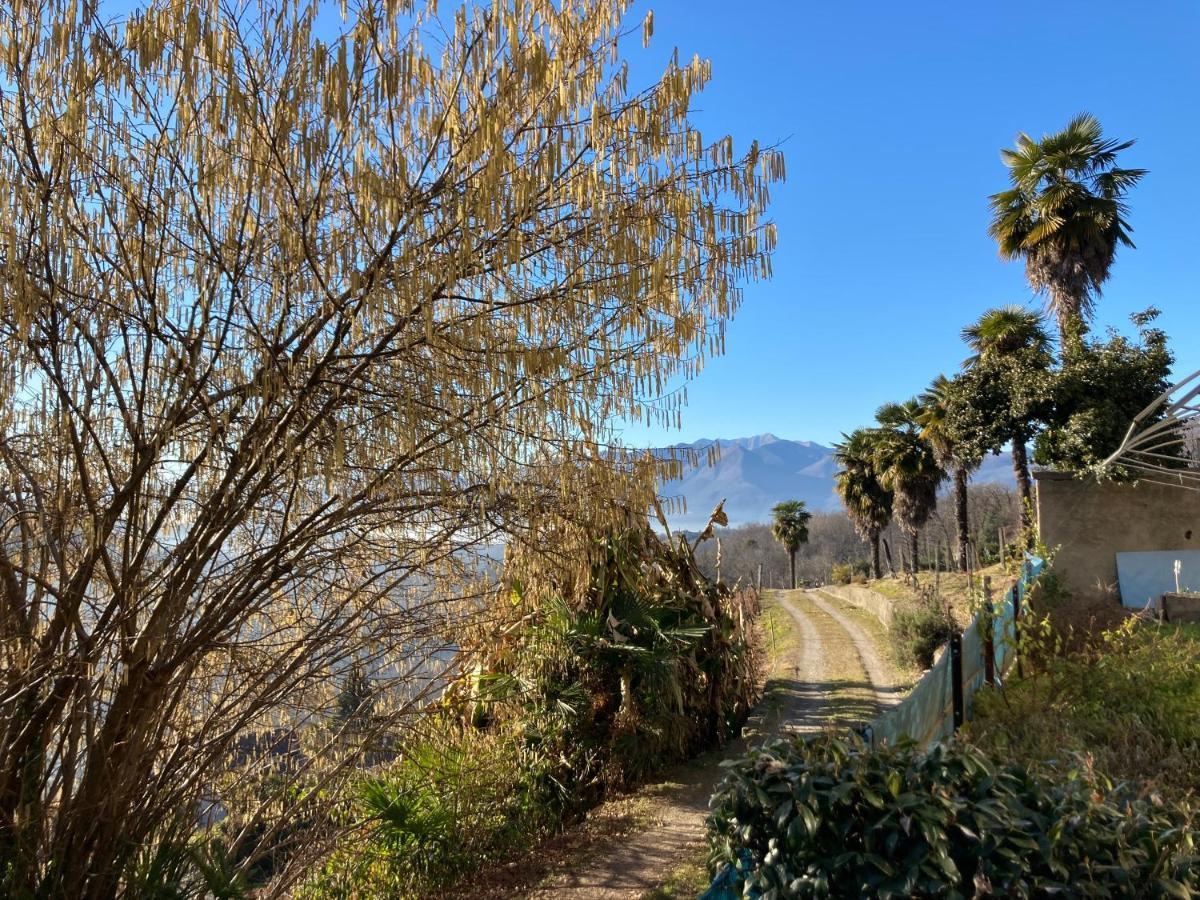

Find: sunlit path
<box><xmin>485</xmin><ymin>588</ymin><xmax>903</xmax><ymax>899</ymax></box>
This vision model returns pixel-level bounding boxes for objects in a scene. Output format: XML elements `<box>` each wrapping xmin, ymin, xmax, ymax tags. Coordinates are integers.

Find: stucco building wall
<box><xmin>1034</xmin><ymin>471</ymin><xmax>1200</xmax><ymax>602</ymax></box>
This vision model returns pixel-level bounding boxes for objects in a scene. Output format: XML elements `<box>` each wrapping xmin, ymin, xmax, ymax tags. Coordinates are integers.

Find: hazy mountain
<box><xmin>657</xmin><ymin>433</ymin><xmax>1016</xmax><ymax>529</ymax></box>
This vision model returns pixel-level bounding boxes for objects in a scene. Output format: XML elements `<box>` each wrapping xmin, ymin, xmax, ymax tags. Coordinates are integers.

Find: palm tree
<box><xmin>961</xmin><ymin>304</ymin><xmax>1053</xmax><ymax>367</ymax></box>
<box><xmin>770</xmin><ymin>500</ymin><xmax>812</xmax><ymax>590</ymax></box>
<box><xmin>961</xmin><ymin>306</ymin><xmax>1053</xmax><ymax>523</ymax></box>
<box><xmin>834</xmin><ymin>429</ymin><xmax>893</xmax><ymax>580</ymax></box>
<box><xmin>918</xmin><ymin>376</ymin><xmax>979</xmax><ymax>573</ymax></box>
<box><xmin>872</xmin><ymin>400</ymin><xmax>945</xmax><ymax>579</ymax></box>
<box><xmin>989</xmin><ymin>113</ymin><xmax>1146</xmax><ymax>348</ymax></box>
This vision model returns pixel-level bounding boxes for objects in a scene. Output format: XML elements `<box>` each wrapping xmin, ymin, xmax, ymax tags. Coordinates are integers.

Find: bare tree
<box><xmin>694</xmin><ymin>515</ymin><xmax>869</xmax><ymax>587</ymax></box>
<box><xmin>0</xmin><ymin>0</ymin><xmax>780</xmax><ymax>894</ymax></box>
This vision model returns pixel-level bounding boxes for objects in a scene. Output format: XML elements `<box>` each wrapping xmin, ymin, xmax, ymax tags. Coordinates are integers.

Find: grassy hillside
<box><xmin>868</xmin><ymin>563</ymin><xmax>1017</xmax><ymax>627</ymax></box>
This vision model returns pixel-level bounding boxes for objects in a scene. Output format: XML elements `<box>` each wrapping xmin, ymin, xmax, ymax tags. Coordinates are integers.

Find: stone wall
<box><xmin>1034</xmin><ymin>471</ymin><xmax>1200</xmax><ymax>602</ymax></box>
<box><xmin>818</xmin><ymin>583</ymin><xmax>896</xmax><ymax>629</ymax></box>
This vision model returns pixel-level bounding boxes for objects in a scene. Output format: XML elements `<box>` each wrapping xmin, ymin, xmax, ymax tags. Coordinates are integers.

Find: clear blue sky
<box><xmin>617</xmin><ymin>0</ymin><xmax>1200</xmax><ymax>448</ymax></box>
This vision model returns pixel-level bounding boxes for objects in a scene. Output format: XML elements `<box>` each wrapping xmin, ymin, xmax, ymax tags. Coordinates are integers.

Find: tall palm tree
<box><xmin>872</xmin><ymin>400</ymin><xmax>945</xmax><ymax>579</ymax></box>
<box><xmin>961</xmin><ymin>306</ymin><xmax>1053</xmax><ymax>523</ymax></box>
<box><xmin>989</xmin><ymin>113</ymin><xmax>1146</xmax><ymax>348</ymax></box>
<box><xmin>834</xmin><ymin>429</ymin><xmax>893</xmax><ymax>580</ymax></box>
<box><xmin>918</xmin><ymin>376</ymin><xmax>979</xmax><ymax>573</ymax></box>
<box><xmin>770</xmin><ymin>500</ymin><xmax>812</xmax><ymax>590</ymax></box>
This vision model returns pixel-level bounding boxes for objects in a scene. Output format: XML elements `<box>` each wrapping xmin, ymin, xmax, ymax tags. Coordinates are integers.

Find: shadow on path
<box><xmin>464</xmin><ymin>587</ymin><xmax>907</xmax><ymax>899</ymax></box>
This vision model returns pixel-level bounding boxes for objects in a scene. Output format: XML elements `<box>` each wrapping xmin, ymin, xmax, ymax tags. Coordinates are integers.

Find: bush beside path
<box><xmin>457</xmin><ymin>589</ymin><xmax>905</xmax><ymax>899</ymax></box>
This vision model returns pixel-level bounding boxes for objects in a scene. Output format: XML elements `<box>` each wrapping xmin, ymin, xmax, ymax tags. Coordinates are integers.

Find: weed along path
<box><xmin>466</xmin><ymin>589</ymin><xmax>905</xmax><ymax>900</ymax></box>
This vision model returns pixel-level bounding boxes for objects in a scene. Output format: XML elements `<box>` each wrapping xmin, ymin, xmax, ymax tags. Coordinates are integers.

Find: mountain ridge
<box><xmin>656</xmin><ymin>433</ymin><xmax>1016</xmax><ymax>529</ymax></box>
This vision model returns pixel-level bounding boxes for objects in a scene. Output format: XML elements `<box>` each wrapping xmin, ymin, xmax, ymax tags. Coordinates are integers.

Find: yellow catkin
<box><xmin>0</xmin><ymin>0</ymin><xmax>780</xmax><ymax>888</ymax></box>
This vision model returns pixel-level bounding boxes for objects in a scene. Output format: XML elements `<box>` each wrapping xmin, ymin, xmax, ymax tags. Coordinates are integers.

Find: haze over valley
<box><xmin>658</xmin><ymin>433</ymin><xmax>1016</xmax><ymax>529</ymax></box>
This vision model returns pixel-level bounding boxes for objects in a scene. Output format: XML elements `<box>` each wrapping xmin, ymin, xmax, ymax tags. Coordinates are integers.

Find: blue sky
<box><xmin>617</xmin><ymin>0</ymin><xmax>1200</xmax><ymax>448</ymax></box>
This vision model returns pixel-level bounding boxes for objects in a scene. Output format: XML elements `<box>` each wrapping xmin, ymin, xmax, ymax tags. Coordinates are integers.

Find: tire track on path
<box><xmin>806</xmin><ymin>589</ymin><xmax>903</xmax><ymax>709</ymax></box>
<box><xmin>762</xmin><ymin>587</ymin><xmax>830</xmax><ymax>735</ymax></box>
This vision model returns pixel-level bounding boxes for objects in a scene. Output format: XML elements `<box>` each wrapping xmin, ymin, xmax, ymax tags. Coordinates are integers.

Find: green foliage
<box><xmin>870</xmin><ymin>400</ymin><xmax>945</xmax><ymax>574</ymax></box>
<box><xmin>771</xmin><ymin>500</ymin><xmax>813</xmax><ymax>555</ymax></box>
<box><xmin>961</xmin><ymin>305</ymin><xmax>1054</xmax><ymax>365</ymax></box>
<box><xmin>833</xmin><ymin>429</ymin><xmax>893</xmax><ymax>579</ymax></box>
<box><xmin>486</xmin><ymin>527</ymin><xmax>762</xmax><ymax>795</ymax></box>
<box><xmin>988</xmin><ymin>113</ymin><xmax>1146</xmax><ymax>342</ymax></box>
<box><xmin>968</xmin><ymin>619</ymin><xmax>1200</xmax><ymax>794</ymax></box>
<box><xmin>117</xmin><ymin>820</ymin><xmax>250</xmax><ymax>900</ymax></box>
<box><xmin>830</xmin><ymin>564</ymin><xmax>853</xmax><ymax>585</ymax></box>
<box><xmin>708</xmin><ymin>734</ymin><xmax>1200</xmax><ymax>898</ymax></box>
<box><xmin>307</xmin><ymin>727</ymin><xmax>557</xmax><ymax>897</ymax></box>
<box><xmin>918</xmin><ymin>375</ymin><xmax>980</xmax><ymax>572</ymax></box>
<box><xmin>334</xmin><ymin>665</ymin><xmax>375</xmax><ymax>728</ymax></box>
<box><xmin>1034</xmin><ymin>309</ymin><xmax>1174</xmax><ymax>473</ymax></box>
<box><xmin>889</xmin><ymin>597</ymin><xmax>955</xmax><ymax>670</ymax></box>
<box><xmin>917</xmin><ymin>375</ymin><xmax>979</xmax><ymax>470</ymax></box>
<box><xmin>313</xmin><ymin>523</ymin><xmax>762</xmax><ymax>896</ymax></box>
<box><xmin>946</xmin><ymin>310</ymin><xmax>1054</xmax><ymax>464</ymax></box>
<box><xmin>772</xmin><ymin>500</ymin><xmax>813</xmax><ymax>588</ymax></box>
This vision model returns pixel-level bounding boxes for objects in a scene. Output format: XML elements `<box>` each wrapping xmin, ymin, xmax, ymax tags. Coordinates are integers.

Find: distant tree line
<box><xmin>695</xmin><ymin>484</ymin><xmax>1020</xmax><ymax>588</ymax></box>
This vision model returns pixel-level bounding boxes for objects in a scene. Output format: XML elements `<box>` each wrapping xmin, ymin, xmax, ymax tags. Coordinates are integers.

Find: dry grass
<box><xmin>642</xmin><ymin>849</ymin><xmax>711</xmax><ymax>899</ymax></box>
<box><xmin>818</xmin><ymin>594</ymin><xmax>921</xmax><ymax>688</ymax></box>
<box><xmin>868</xmin><ymin>563</ymin><xmax>1018</xmax><ymax>627</ymax></box>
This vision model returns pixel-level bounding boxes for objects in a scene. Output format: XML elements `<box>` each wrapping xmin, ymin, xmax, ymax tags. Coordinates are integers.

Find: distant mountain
<box><xmin>657</xmin><ymin>433</ymin><xmax>1016</xmax><ymax>529</ymax></box>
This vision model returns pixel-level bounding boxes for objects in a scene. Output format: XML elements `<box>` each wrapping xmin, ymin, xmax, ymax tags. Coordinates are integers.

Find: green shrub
<box><xmin>707</xmin><ymin>734</ymin><xmax>1200</xmax><ymax>898</ymax></box>
<box><xmin>829</xmin><ymin>564</ymin><xmax>853</xmax><ymax>585</ymax></box>
<box><xmin>305</xmin><ymin>725</ymin><xmax>565</xmax><ymax>896</ymax></box>
<box><xmin>889</xmin><ymin>598</ymin><xmax>954</xmax><ymax>669</ymax></box>
<box><xmin>309</xmin><ymin>520</ymin><xmax>763</xmax><ymax>897</ymax></box>
<box><xmin>968</xmin><ymin>618</ymin><xmax>1200</xmax><ymax>794</ymax></box>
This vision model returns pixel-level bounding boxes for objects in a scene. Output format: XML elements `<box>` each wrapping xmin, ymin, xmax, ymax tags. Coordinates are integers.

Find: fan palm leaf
<box><xmin>770</xmin><ymin>500</ymin><xmax>812</xmax><ymax>589</ymax></box>
<box><xmin>834</xmin><ymin>428</ymin><xmax>893</xmax><ymax>579</ymax></box>
<box><xmin>988</xmin><ymin>113</ymin><xmax>1146</xmax><ymax>345</ymax></box>
<box><xmin>871</xmin><ymin>401</ymin><xmax>945</xmax><ymax>577</ymax></box>
<box><xmin>918</xmin><ymin>375</ymin><xmax>978</xmax><ymax>572</ymax></box>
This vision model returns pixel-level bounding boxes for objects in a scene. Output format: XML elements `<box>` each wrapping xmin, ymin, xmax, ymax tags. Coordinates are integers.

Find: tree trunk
<box><xmin>908</xmin><ymin>529</ymin><xmax>919</xmax><ymax>578</ymax></box>
<box><xmin>789</xmin><ymin>550</ymin><xmax>796</xmax><ymax>590</ymax></box>
<box><xmin>870</xmin><ymin>532</ymin><xmax>882</xmax><ymax>580</ymax></box>
<box><xmin>954</xmin><ymin>466</ymin><xmax>970</xmax><ymax>573</ymax></box>
<box><xmin>1012</xmin><ymin>439</ymin><xmax>1033</xmax><ymax>543</ymax></box>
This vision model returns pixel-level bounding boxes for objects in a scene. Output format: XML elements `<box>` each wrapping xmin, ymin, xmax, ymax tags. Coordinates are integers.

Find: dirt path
<box><xmin>806</xmin><ymin>589</ymin><xmax>909</xmax><ymax>704</ymax></box>
<box><xmin>482</xmin><ymin>589</ymin><xmax>903</xmax><ymax>900</ymax></box>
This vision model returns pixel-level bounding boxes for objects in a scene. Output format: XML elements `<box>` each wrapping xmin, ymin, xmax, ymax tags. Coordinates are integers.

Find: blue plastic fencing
<box><xmin>862</xmin><ymin>555</ymin><xmax>1043</xmax><ymax>750</ymax></box>
<box><xmin>701</xmin><ymin>556</ymin><xmax>1045</xmax><ymax>899</ymax></box>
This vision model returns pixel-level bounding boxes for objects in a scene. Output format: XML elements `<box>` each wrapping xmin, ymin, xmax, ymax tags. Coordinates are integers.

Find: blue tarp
<box><xmin>1115</xmin><ymin>550</ymin><xmax>1200</xmax><ymax>610</ymax></box>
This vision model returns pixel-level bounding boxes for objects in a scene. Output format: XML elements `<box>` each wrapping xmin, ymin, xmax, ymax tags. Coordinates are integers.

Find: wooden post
<box><xmin>982</xmin><ymin>575</ymin><xmax>995</xmax><ymax>687</ymax></box>
<box><xmin>949</xmin><ymin>632</ymin><xmax>965</xmax><ymax>731</ymax></box>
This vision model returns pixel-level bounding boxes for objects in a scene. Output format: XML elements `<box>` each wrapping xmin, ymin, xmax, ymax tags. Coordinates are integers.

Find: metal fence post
<box><xmin>949</xmin><ymin>632</ymin><xmax>964</xmax><ymax>731</ymax></box>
